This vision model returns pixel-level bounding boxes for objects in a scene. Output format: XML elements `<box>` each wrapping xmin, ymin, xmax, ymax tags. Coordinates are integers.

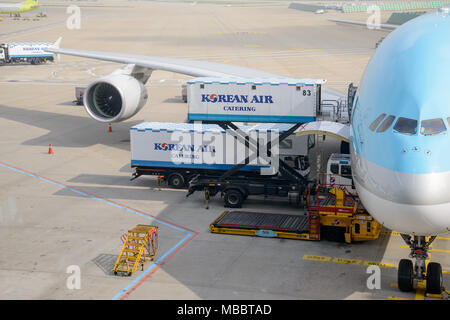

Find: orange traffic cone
<box><xmin>108</xmin><ymin>123</ymin><xmax>112</xmax><ymax>133</ymax></box>
<box><xmin>48</xmin><ymin>144</ymin><xmax>54</xmax><ymax>155</ymax></box>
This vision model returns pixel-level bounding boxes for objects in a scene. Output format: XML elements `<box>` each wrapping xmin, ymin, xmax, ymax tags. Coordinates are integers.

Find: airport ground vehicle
<box><xmin>181</xmin><ymin>84</ymin><xmax>187</xmax><ymax>103</ymax></box>
<box><xmin>187</xmin><ymin>151</ymin><xmax>354</xmax><ymax>208</ymax></box>
<box><xmin>210</xmin><ymin>185</ymin><xmax>382</xmax><ymax>244</ymax></box>
<box><xmin>74</xmin><ymin>86</ymin><xmax>86</xmax><ymax>105</ymax></box>
<box><xmin>0</xmin><ymin>42</ymin><xmax>54</xmax><ymax>65</ymax></box>
<box><xmin>324</xmin><ymin>153</ymin><xmax>355</xmax><ymax>194</ymax></box>
<box><xmin>130</xmin><ymin>122</ymin><xmax>313</xmax><ymax>188</ymax></box>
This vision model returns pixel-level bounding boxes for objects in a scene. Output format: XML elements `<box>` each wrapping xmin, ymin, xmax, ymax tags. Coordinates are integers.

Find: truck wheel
<box><xmin>398</xmin><ymin>259</ymin><xmax>414</xmax><ymax>292</ymax></box>
<box><xmin>224</xmin><ymin>190</ymin><xmax>244</xmax><ymax>208</ymax></box>
<box><xmin>168</xmin><ymin>173</ymin><xmax>185</xmax><ymax>189</ymax></box>
<box><xmin>426</xmin><ymin>262</ymin><xmax>443</xmax><ymax>294</ymax></box>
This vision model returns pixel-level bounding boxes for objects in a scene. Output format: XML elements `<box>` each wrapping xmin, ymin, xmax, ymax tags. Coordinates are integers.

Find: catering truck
<box><xmin>0</xmin><ymin>42</ymin><xmax>55</xmax><ymax>65</ymax></box>
<box><xmin>130</xmin><ymin>122</ymin><xmax>313</xmax><ymax>188</ymax></box>
<box><xmin>186</xmin><ymin>77</ymin><xmax>325</xmax><ymax>123</ymax></box>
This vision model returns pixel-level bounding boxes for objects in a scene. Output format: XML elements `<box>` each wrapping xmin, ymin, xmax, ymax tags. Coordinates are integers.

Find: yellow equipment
<box><xmin>309</xmin><ymin>186</ymin><xmax>382</xmax><ymax>243</ymax></box>
<box><xmin>113</xmin><ymin>225</ymin><xmax>158</xmax><ymax>276</ymax></box>
<box><xmin>209</xmin><ymin>185</ymin><xmax>381</xmax><ymax>244</ymax></box>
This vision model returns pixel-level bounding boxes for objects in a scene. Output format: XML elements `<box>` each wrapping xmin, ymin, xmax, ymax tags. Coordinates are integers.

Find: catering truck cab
<box><xmin>326</xmin><ymin>153</ymin><xmax>355</xmax><ymax>195</ymax></box>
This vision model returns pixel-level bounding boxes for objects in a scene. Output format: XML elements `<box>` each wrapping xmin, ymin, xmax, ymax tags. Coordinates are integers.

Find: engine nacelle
<box><xmin>83</xmin><ymin>74</ymin><xmax>148</xmax><ymax>122</ymax></box>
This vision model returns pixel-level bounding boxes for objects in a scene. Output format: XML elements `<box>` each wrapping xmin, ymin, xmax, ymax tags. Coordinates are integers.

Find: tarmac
<box><xmin>0</xmin><ymin>1</ymin><xmax>449</xmax><ymax>300</ymax></box>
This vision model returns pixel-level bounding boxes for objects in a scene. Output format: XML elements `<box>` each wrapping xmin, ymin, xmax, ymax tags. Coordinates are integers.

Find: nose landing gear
<box><xmin>398</xmin><ymin>235</ymin><xmax>443</xmax><ymax>295</ymax></box>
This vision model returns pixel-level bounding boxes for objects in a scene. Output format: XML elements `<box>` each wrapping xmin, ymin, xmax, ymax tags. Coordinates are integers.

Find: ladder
<box><xmin>113</xmin><ymin>225</ymin><xmax>158</xmax><ymax>276</ymax></box>
<box><xmin>307</xmin><ymin>184</ymin><xmax>321</xmax><ymax>240</ymax></box>
<box><xmin>308</xmin><ymin>210</ymin><xmax>321</xmax><ymax>240</ymax></box>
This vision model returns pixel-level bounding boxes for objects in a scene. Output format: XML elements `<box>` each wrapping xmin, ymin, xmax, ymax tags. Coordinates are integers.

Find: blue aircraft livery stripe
<box><xmin>188</xmin><ymin>113</ymin><xmax>316</xmax><ymax>123</ymax></box>
<box><xmin>351</xmin><ymin>10</ymin><xmax>450</xmax><ymax>175</ymax></box>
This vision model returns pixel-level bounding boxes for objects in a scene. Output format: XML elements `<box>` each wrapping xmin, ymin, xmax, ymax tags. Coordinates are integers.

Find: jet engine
<box><xmin>83</xmin><ymin>74</ymin><xmax>148</xmax><ymax>123</ymax></box>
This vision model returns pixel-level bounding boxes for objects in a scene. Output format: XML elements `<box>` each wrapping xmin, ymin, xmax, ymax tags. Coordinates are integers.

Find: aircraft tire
<box><xmin>398</xmin><ymin>259</ymin><xmax>414</xmax><ymax>292</ymax></box>
<box><xmin>426</xmin><ymin>262</ymin><xmax>443</xmax><ymax>294</ymax></box>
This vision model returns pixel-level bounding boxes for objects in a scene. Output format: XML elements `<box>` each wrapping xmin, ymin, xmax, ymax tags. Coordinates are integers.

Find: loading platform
<box><xmin>210</xmin><ymin>210</ymin><xmax>320</xmax><ymax>240</ymax></box>
<box><xmin>209</xmin><ymin>185</ymin><xmax>382</xmax><ymax>243</ymax></box>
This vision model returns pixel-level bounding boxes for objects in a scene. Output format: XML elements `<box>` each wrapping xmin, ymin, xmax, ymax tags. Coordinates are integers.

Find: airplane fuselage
<box><xmin>350</xmin><ymin>8</ymin><xmax>450</xmax><ymax>236</ymax></box>
<box><xmin>0</xmin><ymin>0</ymin><xmax>38</xmax><ymax>14</ymax></box>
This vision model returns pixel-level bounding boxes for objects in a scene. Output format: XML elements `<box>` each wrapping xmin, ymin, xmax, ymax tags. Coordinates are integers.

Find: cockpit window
<box><xmin>420</xmin><ymin>118</ymin><xmax>446</xmax><ymax>136</ymax></box>
<box><xmin>393</xmin><ymin>117</ymin><xmax>418</xmax><ymax>135</ymax></box>
<box><xmin>369</xmin><ymin>113</ymin><xmax>386</xmax><ymax>131</ymax></box>
<box><xmin>376</xmin><ymin>115</ymin><xmax>395</xmax><ymax>133</ymax></box>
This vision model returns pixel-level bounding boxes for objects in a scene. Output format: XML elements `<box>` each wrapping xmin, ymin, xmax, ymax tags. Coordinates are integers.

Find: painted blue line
<box><xmin>0</xmin><ymin>162</ymin><xmax>189</xmax><ymax>234</ymax></box>
<box><xmin>111</xmin><ymin>232</ymin><xmax>192</xmax><ymax>300</ymax></box>
<box><xmin>0</xmin><ymin>162</ymin><xmax>196</xmax><ymax>299</ymax></box>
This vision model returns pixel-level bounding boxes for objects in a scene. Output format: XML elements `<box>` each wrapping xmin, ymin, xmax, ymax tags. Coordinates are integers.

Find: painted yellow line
<box><xmin>431</xmin><ymin>248</ymin><xmax>450</xmax><ymax>253</ymax></box>
<box><xmin>390</xmin><ymin>283</ymin><xmax>398</xmax><ymax>287</ymax></box>
<box><xmin>364</xmin><ymin>261</ymin><xmax>394</xmax><ymax>269</ymax></box>
<box><xmin>443</xmin><ymin>270</ymin><xmax>450</xmax><ymax>274</ymax></box>
<box><xmin>381</xmin><ymin>231</ymin><xmax>402</xmax><ymax>236</ymax></box>
<box><xmin>244</xmin><ymin>44</ymin><xmax>261</xmax><ymax>48</ymax></box>
<box><xmin>303</xmin><ymin>254</ymin><xmax>332</xmax><ymax>262</ymax></box>
<box><xmin>388</xmin><ymin>296</ymin><xmax>414</xmax><ymax>300</ymax></box>
<box><xmin>415</xmin><ymin>282</ymin><xmax>426</xmax><ymax>300</ymax></box>
<box><xmin>381</xmin><ymin>231</ymin><xmax>450</xmax><ymax>241</ymax></box>
<box><xmin>333</xmin><ymin>257</ymin><xmax>362</xmax><ymax>265</ymax></box>
<box><xmin>287</xmin><ymin>47</ymin><xmax>322</xmax><ymax>52</ymax></box>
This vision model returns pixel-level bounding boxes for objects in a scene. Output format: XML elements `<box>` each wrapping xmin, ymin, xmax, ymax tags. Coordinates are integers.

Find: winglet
<box><xmin>53</xmin><ymin>37</ymin><xmax>62</xmax><ymax>49</ymax></box>
<box><xmin>52</xmin><ymin>37</ymin><xmax>62</xmax><ymax>62</ymax></box>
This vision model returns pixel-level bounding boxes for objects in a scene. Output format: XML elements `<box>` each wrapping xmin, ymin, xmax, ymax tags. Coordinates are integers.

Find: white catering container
<box><xmin>130</xmin><ymin>122</ymin><xmax>309</xmax><ymax>171</ymax></box>
<box><xmin>186</xmin><ymin>77</ymin><xmax>325</xmax><ymax>123</ymax></box>
<box><xmin>6</xmin><ymin>42</ymin><xmax>54</xmax><ymax>59</ymax></box>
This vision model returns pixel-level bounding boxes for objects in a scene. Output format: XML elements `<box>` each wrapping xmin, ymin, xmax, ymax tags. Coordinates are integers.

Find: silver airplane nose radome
<box><xmin>353</xmin><ymin>151</ymin><xmax>450</xmax><ymax>235</ymax></box>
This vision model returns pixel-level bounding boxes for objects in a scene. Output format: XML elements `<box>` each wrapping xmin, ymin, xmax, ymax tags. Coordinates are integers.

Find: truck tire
<box><xmin>224</xmin><ymin>189</ymin><xmax>244</xmax><ymax>208</ymax></box>
<box><xmin>426</xmin><ymin>262</ymin><xmax>443</xmax><ymax>294</ymax></box>
<box><xmin>398</xmin><ymin>259</ymin><xmax>414</xmax><ymax>292</ymax></box>
<box><xmin>168</xmin><ymin>173</ymin><xmax>185</xmax><ymax>189</ymax></box>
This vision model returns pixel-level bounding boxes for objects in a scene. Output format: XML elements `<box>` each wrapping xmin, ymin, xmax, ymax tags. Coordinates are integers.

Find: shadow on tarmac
<box><xmin>0</xmin><ymin>104</ymin><xmax>143</xmax><ymax>151</ymax></box>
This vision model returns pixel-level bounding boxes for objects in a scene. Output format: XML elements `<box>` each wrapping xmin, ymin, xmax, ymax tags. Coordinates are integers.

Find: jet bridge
<box><xmin>294</xmin><ymin>121</ymin><xmax>350</xmax><ymax>143</ymax></box>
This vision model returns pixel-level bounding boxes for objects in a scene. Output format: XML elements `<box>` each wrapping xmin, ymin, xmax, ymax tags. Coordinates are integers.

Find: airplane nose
<box><xmin>354</xmin><ymin>165</ymin><xmax>450</xmax><ymax>235</ymax></box>
<box><xmin>372</xmin><ymin>155</ymin><xmax>450</xmax><ymax>206</ymax></box>
<box><xmin>353</xmin><ymin>149</ymin><xmax>450</xmax><ymax>235</ymax></box>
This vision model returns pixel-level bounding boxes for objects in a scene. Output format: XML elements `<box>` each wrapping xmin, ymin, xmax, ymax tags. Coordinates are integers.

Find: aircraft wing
<box><xmin>328</xmin><ymin>19</ymin><xmax>398</xmax><ymax>30</ymax></box>
<box><xmin>46</xmin><ymin>47</ymin><xmax>347</xmax><ymax>102</ymax></box>
<box><xmin>46</xmin><ymin>48</ymin><xmax>284</xmax><ymax>78</ymax></box>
